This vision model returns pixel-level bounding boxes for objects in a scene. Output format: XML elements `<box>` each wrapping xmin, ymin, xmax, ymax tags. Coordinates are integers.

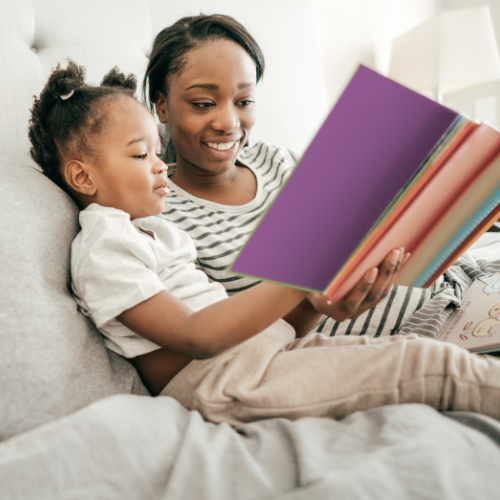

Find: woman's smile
<box><xmin>204</xmin><ymin>140</ymin><xmax>240</xmax><ymax>151</ymax></box>
<box><xmin>202</xmin><ymin>138</ymin><xmax>241</xmax><ymax>159</ymax></box>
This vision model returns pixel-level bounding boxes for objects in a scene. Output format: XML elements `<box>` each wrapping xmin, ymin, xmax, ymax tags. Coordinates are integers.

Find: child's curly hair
<box><xmin>28</xmin><ymin>60</ymin><xmax>137</xmax><ymax>190</ymax></box>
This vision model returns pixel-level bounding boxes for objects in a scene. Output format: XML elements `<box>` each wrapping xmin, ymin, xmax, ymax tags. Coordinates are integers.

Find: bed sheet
<box><xmin>1</xmin><ymin>395</ymin><xmax>500</xmax><ymax>500</ymax></box>
<box><xmin>470</xmin><ymin>231</ymin><xmax>500</xmax><ymax>261</ymax></box>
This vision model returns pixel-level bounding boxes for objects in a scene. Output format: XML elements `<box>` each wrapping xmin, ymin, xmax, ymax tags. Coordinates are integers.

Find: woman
<box><xmin>142</xmin><ymin>14</ymin><xmax>478</xmax><ymax>338</ymax></box>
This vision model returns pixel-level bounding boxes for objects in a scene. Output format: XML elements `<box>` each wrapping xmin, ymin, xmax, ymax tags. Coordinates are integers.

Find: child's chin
<box><xmin>150</xmin><ymin>204</ymin><xmax>165</xmax><ymax>217</ymax></box>
<box><xmin>130</xmin><ymin>206</ymin><xmax>164</xmax><ymax>220</ymax></box>
<box><xmin>141</xmin><ymin>210</ymin><xmax>163</xmax><ymax>219</ymax></box>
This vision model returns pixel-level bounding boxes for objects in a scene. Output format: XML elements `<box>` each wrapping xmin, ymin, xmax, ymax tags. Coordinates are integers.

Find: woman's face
<box><xmin>156</xmin><ymin>39</ymin><xmax>257</xmax><ymax>177</ymax></box>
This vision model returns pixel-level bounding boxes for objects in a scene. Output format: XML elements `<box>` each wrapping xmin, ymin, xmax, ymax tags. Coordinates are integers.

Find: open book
<box><xmin>228</xmin><ymin>65</ymin><xmax>500</xmax><ymax>302</ymax></box>
<box><xmin>437</xmin><ymin>273</ymin><xmax>500</xmax><ymax>354</ymax></box>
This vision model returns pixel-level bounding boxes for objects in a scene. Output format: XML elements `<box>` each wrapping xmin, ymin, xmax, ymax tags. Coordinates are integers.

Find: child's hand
<box><xmin>307</xmin><ymin>248</ymin><xmax>409</xmax><ymax>323</ymax></box>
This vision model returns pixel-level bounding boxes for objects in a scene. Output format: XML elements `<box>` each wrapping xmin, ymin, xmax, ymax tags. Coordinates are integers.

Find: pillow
<box><xmin>0</xmin><ymin>157</ymin><xmax>148</xmax><ymax>441</ymax></box>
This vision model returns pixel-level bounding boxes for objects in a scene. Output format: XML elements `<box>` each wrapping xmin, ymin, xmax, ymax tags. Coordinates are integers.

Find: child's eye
<box><xmin>134</xmin><ymin>153</ymin><xmax>147</xmax><ymax>160</ymax></box>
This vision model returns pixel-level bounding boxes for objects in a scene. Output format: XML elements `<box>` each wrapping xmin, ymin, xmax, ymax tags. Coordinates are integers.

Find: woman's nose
<box><xmin>212</xmin><ymin>104</ymin><xmax>239</xmax><ymax>132</ymax></box>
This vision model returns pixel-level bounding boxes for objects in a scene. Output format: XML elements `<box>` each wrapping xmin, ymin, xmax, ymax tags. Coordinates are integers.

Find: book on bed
<box><xmin>437</xmin><ymin>273</ymin><xmax>500</xmax><ymax>354</ymax></box>
<box><xmin>228</xmin><ymin>65</ymin><xmax>500</xmax><ymax>302</ymax></box>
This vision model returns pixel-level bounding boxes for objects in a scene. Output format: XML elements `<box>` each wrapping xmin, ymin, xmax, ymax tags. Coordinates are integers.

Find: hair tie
<box><xmin>60</xmin><ymin>90</ymin><xmax>74</xmax><ymax>100</ymax></box>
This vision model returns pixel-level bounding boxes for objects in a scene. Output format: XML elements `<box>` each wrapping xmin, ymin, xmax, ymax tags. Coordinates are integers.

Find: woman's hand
<box><xmin>307</xmin><ymin>248</ymin><xmax>409</xmax><ymax>323</ymax></box>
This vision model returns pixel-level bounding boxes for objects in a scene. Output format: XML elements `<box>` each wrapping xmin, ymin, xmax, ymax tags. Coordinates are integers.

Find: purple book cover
<box><xmin>229</xmin><ymin>65</ymin><xmax>458</xmax><ymax>291</ymax></box>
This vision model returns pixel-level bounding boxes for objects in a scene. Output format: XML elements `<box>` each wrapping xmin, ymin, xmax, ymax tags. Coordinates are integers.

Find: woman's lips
<box><xmin>202</xmin><ymin>140</ymin><xmax>241</xmax><ymax>159</ymax></box>
<box><xmin>205</xmin><ymin>140</ymin><xmax>240</xmax><ymax>151</ymax></box>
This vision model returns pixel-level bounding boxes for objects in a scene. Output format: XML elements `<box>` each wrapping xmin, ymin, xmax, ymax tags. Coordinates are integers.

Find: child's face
<box><xmin>87</xmin><ymin>98</ymin><xmax>168</xmax><ymax>219</ymax></box>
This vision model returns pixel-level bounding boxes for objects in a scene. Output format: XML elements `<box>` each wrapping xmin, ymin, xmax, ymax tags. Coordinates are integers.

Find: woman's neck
<box><xmin>171</xmin><ymin>161</ymin><xmax>257</xmax><ymax>206</ymax></box>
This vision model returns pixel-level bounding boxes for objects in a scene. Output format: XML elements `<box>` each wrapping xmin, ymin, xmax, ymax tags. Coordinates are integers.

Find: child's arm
<box><xmin>119</xmin><ymin>251</ymin><xmax>405</xmax><ymax>395</ymax></box>
<box><xmin>119</xmin><ymin>249</ymin><xmax>406</xmax><ymax>358</ymax></box>
<box><xmin>118</xmin><ymin>282</ymin><xmax>306</xmax><ymax>360</ymax></box>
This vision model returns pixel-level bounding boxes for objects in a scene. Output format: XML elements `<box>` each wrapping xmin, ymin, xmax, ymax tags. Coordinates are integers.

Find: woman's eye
<box><xmin>237</xmin><ymin>100</ymin><xmax>254</xmax><ymax>107</ymax></box>
<box><xmin>192</xmin><ymin>102</ymin><xmax>213</xmax><ymax>109</ymax></box>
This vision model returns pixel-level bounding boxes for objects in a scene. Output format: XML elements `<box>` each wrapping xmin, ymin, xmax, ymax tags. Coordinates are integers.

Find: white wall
<box><xmin>314</xmin><ymin>0</ymin><xmax>440</xmax><ymax>107</ymax></box>
<box><xmin>147</xmin><ymin>0</ymin><xmax>328</xmax><ymax>153</ymax></box>
<box><xmin>440</xmin><ymin>0</ymin><xmax>500</xmax><ymax>126</ymax></box>
<box><xmin>442</xmin><ymin>0</ymin><xmax>500</xmax><ymax>50</ymax></box>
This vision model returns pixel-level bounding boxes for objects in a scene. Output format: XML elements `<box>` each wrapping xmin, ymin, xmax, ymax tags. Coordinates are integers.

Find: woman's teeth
<box><xmin>206</xmin><ymin>141</ymin><xmax>238</xmax><ymax>151</ymax></box>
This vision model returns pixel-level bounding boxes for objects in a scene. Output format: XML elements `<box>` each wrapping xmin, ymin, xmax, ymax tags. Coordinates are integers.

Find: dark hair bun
<box><xmin>101</xmin><ymin>67</ymin><xmax>137</xmax><ymax>92</ymax></box>
<box><xmin>47</xmin><ymin>60</ymin><xmax>86</xmax><ymax>99</ymax></box>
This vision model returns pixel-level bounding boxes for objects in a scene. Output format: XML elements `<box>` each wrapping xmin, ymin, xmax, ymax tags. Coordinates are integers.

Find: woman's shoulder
<box><xmin>238</xmin><ymin>141</ymin><xmax>300</xmax><ymax>170</ymax></box>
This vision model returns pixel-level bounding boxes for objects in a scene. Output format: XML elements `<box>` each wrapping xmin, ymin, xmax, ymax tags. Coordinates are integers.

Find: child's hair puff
<box><xmin>100</xmin><ymin>67</ymin><xmax>137</xmax><ymax>91</ymax></box>
<box><xmin>29</xmin><ymin>60</ymin><xmax>138</xmax><ymax>189</ymax></box>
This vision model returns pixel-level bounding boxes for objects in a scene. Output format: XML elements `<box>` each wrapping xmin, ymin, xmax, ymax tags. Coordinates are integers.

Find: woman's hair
<box><xmin>28</xmin><ymin>60</ymin><xmax>137</xmax><ymax>189</ymax></box>
<box><xmin>143</xmin><ymin>14</ymin><xmax>265</xmax><ymax>112</ymax></box>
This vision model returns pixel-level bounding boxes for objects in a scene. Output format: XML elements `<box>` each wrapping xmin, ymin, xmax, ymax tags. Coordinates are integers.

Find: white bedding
<box><xmin>470</xmin><ymin>231</ymin><xmax>500</xmax><ymax>261</ymax></box>
<box><xmin>1</xmin><ymin>395</ymin><xmax>500</xmax><ymax>499</ymax></box>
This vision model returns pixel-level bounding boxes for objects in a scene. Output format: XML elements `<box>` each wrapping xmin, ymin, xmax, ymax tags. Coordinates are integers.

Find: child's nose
<box><xmin>154</xmin><ymin>158</ymin><xmax>168</xmax><ymax>174</ymax></box>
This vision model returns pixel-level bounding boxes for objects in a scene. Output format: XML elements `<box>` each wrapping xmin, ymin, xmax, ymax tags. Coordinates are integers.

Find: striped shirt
<box><xmin>160</xmin><ymin>142</ymin><xmax>296</xmax><ymax>294</ymax></box>
<box><xmin>159</xmin><ymin>141</ymin><xmax>498</xmax><ymax>338</ymax></box>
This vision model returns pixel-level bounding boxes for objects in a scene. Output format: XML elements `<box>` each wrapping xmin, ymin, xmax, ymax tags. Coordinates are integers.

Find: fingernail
<box><xmin>390</xmin><ymin>249</ymin><xmax>400</xmax><ymax>265</ymax></box>
<box><xmin>403</xmin><ymin>252</ymin><xmax>411</xmax><ymax>264</ymax></box>
<box><xmin>326</xmin><ymin>300</ymin><xmax>332</xmax><ymax>305</ymax></box>
<box><xmin>365</xmin><ymin>268</ymin><xmax>377</xmax><ymax>283</ymax></box>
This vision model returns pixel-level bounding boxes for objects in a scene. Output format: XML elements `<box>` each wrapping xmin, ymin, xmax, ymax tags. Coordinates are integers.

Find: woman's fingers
<box><xmin>350</xmin><ymin>248</ymin><xmax>407</xmax><ymax>319</ymax></box>
<box><xmin>363</xmin><ymin>247</ymin><xmax>403</xmax><ymax>303</ymax></box>
<box><xmin>314</xmin><ymin>266</ymin><xmax>379</xmax><ymax>322</ymax></box>
<box><xmin>403</xmin><ymin>252</ymin><xmax>411</xmax><ymax>265</ymax></box>
<box><xmin>328</xmin><ymin>267</ymin><xmax>378</xmax><ymax>319</ymax></box>
<box><xmin>334</xmin><ymin>247</ymin><xmax>404</xmax><ymax>321</ymax></box>
<box><xmin>309</xmin><ymin>247</ymin><xmax>409</xmax><ymax>322</ymax></box>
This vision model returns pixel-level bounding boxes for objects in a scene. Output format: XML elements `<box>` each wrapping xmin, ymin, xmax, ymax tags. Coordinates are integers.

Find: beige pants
<box><xmin>161</xmin><ymin>319</ymin><xmax>500</xmax><ymax>425</ymax></box>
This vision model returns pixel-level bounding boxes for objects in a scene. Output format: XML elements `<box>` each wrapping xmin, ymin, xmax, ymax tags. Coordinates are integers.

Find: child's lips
<box><xmin>154</xmin><ymin>181</ymin><xmax>169</xmax><ymax>196</ymax></box>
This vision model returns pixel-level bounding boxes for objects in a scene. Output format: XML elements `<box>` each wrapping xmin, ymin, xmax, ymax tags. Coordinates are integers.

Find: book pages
<box><xmin>437</xmin><ymin>272</ymin><xmax>500</xmax><ymax>353</ymax></box>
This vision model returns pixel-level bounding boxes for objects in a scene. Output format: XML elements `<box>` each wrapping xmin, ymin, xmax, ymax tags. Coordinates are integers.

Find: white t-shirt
<box><xmin>71</xmin><ymin>204</ymin><xmax>227</xmax><ymax>358</ymax></box>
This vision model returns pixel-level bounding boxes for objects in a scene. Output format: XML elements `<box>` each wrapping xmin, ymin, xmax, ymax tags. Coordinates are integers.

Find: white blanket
<box><xmin>1</xmin><ymin>395</ymin><xmax>500</xmax><ymax>499</ymax></box>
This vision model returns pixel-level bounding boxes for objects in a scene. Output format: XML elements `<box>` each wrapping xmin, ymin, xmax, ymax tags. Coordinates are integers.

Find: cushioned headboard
<box><xmin>0</xmin><ymin>0</ymin><xmax>327</xmax><ymax>166</ymax></box>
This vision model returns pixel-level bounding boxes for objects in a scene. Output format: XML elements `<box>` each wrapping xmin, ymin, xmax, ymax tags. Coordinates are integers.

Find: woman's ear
<box><xmin>156</xmin><ymin>91</ymin><xmax>169</xmax><ymax>123</ymax></box>
<box><xmin>64</xmin><ymin>160</ymin><xmax>97</xmax><ymax>197</ymax></box>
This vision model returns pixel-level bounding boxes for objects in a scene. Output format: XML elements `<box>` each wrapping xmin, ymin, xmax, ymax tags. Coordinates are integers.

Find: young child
<box><xmin>28</xmin><ymin>61</ymin><xmax>500</xmax><ymax>426</ymax></box>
